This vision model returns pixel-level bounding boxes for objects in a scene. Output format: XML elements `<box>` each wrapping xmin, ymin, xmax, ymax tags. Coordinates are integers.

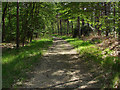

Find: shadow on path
<box><xmin>20</xmin><ymin>38</ymin><xmax>108</xmax><ymax>88</ymax></box>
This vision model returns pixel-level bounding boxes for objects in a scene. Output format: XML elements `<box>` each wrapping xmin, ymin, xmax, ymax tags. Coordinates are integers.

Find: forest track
<box><xmin>19</xmin><ymin>37</ymin><xmax>109</xmax><ymax>88</ymax></box>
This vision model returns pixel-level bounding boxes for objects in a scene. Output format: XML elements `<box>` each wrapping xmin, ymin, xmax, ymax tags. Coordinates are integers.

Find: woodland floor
<box><xmin>16</xmin><ymin>37</ymin><xmax>111</xmax><ymax>88</ymax></box>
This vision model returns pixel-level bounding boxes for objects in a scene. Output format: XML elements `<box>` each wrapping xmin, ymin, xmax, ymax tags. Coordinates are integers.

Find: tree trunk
<box><xmin>22</xmin><ymin>19</ymin><xmax>25</xmax><ymax>47</ymax></box>
<box><xmin>22</xmin><ymin>9</ymin><xmax>29</xmax><ymax>47</ymax></box>
<box><xmin>77</xmin><ymin>16</ymin><xmax>81</xmax><ymax>38</ymax></box>
<box><xmin>97</xmin><ymin>3</ymin><xmax>101</xmax><ymax>36</ymax></box>
<box><xmin>81</xmin><ymin>19</ymin><xmax>84</xmax><ymax>36</ymax></box>
<box><xmin>2</xmin><ymin>3</ymin><xmax>8</xmax><ymax>42</ymax></box>
<box><xmin>8</xmin><ymin>7</ymin><xmax>12</xmax><ymax>38</ymax></box>
<box><xmin>16</xmin><ymin>1</ymin><xmax>19</xmax><ymax>48</ymax></box>
<box><xmin>82</xmin><ymin>19</ymin><xmax>84</xmax><ymax>26</ymax></box>
<box><xmin>114</xmin><ymin>2</ymin><xmax>116</xmax><ymax>38</ymax></box>
<box><xmin>36</xmin><ymin>33</ymin><xmax>38</xmax><ymax>38</ymax></box>
<box><xmin>71</xmin><ymin>21</ymin><xmax>73</xmax><ymax>36</ymax></box>
<box><xmin>52</xmin><ymin>22</ymin><xmax>54</xmax><ymax>34</ymax></box>
<box><xmin>104</xmin><ymin>2</ymin><xmax>108</xmax><ymax>37</ymax></box>
<box><xmin>60</xmin><ymin>19</ymin><xmax>62</xmax><ymax>35</ymax></box>
<box><xmin>82</xmin><ymin>7</ymin><xmax>85</xmax><ymax>27</ymax></box>
<box><xmin>97</xmin><ymin>15</ymin><xmax>101</xmax><ymax>36</ymax></box>
<box><xmin>67</xmin><ymin>19</ymin><xmax>69</xmax><ymax>35</ymax></box>
<box><xmin>105</xmin><ymin>2</ymin><xmax>111</xmax><ymax>37</ymax></box>
<box><xmin>57</xmin><ymin>19</ymin><xmax>59</xmax><ymax>35</ymax></box>
<box><xmin>94</xmin><ymin>5</ymin><xmax>97</xmax><ymax>36</ymax></box>
<box><xmin>30</xmin><ymin>3</ymin><xmax>35</xmax><ymax>42</ymax></box>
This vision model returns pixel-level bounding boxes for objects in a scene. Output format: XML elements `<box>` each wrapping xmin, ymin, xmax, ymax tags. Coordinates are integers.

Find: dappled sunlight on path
<box><xmin>20</xmin><ymin>37</ymin><xmax>107</xmax><ymax>88</ymax></box>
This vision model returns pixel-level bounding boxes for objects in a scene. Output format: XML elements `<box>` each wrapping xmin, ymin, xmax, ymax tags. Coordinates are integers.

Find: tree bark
<box><xmin>16</xmin><ymin>1</ymin><xmax>19</xmax><ymax>48</ymax></box>
<box><xmin>104</xmin><ymin>2</ymin><xmax>108</xmax><ymax>37</ymax></box>
<box><xmin>60</xmin><ymin>19</ymin><xmax>62</xmax><ymax>35</ymax></box>
<box><xmin>2</xmin><ymin>3</ymin><xmax>8</xmax><ymax>42</ymax></box>
<box><xmin>21</xmin><ymin>18</ymin><xmax>24</xmax><ymax>47</ymax></box>
<box><xmin>105</xmin><ymin>2</ymin><xmax>111</xmax><ymax>37</ymax></box>
<box><xmin>22</xmin><ymin>8</ymin><xmax>29</xmax><ymax>47</ymax></box>
<box><xmin>71</xmin><ymin>21</ymin><xmax>73</xmax><ymax>36</ymax></box>
<box><xmin>30</xmin><ymin>3</ymin><xmax>35</xmax><ymax>42</ymax></box>
<box><xmin>81</xmin><ymin>18</ymin><xmax>84</xmax><ymax>36</ymax></box>
<box><xmin>97</xmin><ymin>15</ymin><xmax>101</xmax><ymax>36</ymax></box>
<box><xmin>57</xmin><ymin>18</ymin><xmax>59</xmax><ymax>35</ymax></box>
<box><xmin>82</xmin><ymin>19</ymin><xmax>84</xmax><ymax>26</ymax></box>
<box><xmin>77</xmin><ymin>16</ymin><xmax>81</xmax><ymax>38</ymax></box>
<box><xmin>97</xmin><ymin>3</ymin><xmax>101</xmax><ymax>36</ymax></box>
<box><xmin>52</xmin><ymin>22</ymin><xmax>54</xmax><ymax>34</ymax></box>
<box><xmin>67</xmin><ymin>19</ymin><xmax>69</xmax><ymax>35</ymax></box>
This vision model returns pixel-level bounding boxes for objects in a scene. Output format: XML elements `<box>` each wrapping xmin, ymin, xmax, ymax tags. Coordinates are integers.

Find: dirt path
<box><xmin>20</xmin><ymin>37</ymin><xmax>109</xmax><ymax>88</ymax></box>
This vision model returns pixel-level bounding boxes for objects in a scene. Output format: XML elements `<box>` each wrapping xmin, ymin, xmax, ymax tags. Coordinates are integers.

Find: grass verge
<box><xmin>58</xmin><ymin>35</ymin><xmax>120</xmax><ymax>88</ymax></box>
<box><xmin>2</xmin><ymin>38</ymin><xmax>53</xmax><ymax>88</ymax></box>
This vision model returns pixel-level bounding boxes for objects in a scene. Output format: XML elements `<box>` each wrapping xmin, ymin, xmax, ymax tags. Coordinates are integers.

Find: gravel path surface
<box><xmin>20</xmin><ymin>37</ymin><xmax>109</xmax><ymax>88</ymax></box>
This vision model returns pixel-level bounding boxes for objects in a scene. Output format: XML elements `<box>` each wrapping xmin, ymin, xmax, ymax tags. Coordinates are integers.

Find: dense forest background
<box><xmin>2</xmin><ymin>2</ymin><xmax>120</xmax><ymax>59</ymax></box>
<box><xmin>1</xmin><ymin>2</ymin><xmax>120</xmax><ymax>88</ymax></box>
<box><xmin>2</xmin><ymin>2</ymin><xmax>120</xmax><ymax>48</ymax></box>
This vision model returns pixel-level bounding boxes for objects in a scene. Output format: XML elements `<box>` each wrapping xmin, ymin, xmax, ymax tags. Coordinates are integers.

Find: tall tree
<box><xmin>16</xmin><ymin>1</ymin><xmax>19</xmax><ymax>48</ymax></box>
<box><xmin>57</xmin><ymin>14</ymin><xmax>60</xmax><ymax>35</ymax></box>
<box><xmin>113</xmin><ymin>2</ymin><xmax>116</xmax><ymax>38</ymax></box>
<box><xmin>97</xmin><ymin>3</ymin><xmax>101</xmax><ymax>36</ymax></box>
<box><xmin>60</xmin><ymin>19</ymin><xmax>62</xmax><ymax>35</ymax></box>
<box><xmin>67</xmin><ymin>19</ymin><xmax>69</xmax><ymax>35</ymax></box>
<box><xmin>77</xmin><ymin>16</ymin><xmax>81</xmax><ymax>38</ymax></box>
<box><xmin>2</xmin><ymin>3</ymin><xmax>8</xmax><ymax>42</ymax></box>
<box><xmin>71</xmin><ymin>21</ymin><xmax>73</xmax><ymax>35</ymax></box>
<box><xmin>30</xmin><ymin>3</ymin><xmax>35</xmax><ymax>42</ymax></box>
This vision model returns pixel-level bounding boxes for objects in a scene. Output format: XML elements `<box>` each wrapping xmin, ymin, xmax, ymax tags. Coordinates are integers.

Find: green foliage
<box><xmin>2</xmin><ymin>2</ymin><xmax>120</xmax><ymax>88</ymax></box>
<box><xmin>2</xmin><ymin>2</ymin><xmax>56</xmax><ymax>43</ymax></box>
<box><xmin>52</xmin><ymin>34</ymin><xmax>59</xmax><ymax>37</ymax></box>
<box><xmin>60</xmin><ymin>36</ymin><xmax>72</xmax><ymax>39</ymax></box>
<box><xmin>2</xmin><ymin>39</ymin><xmax>53</xmax><ymax>87</ymax></box>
